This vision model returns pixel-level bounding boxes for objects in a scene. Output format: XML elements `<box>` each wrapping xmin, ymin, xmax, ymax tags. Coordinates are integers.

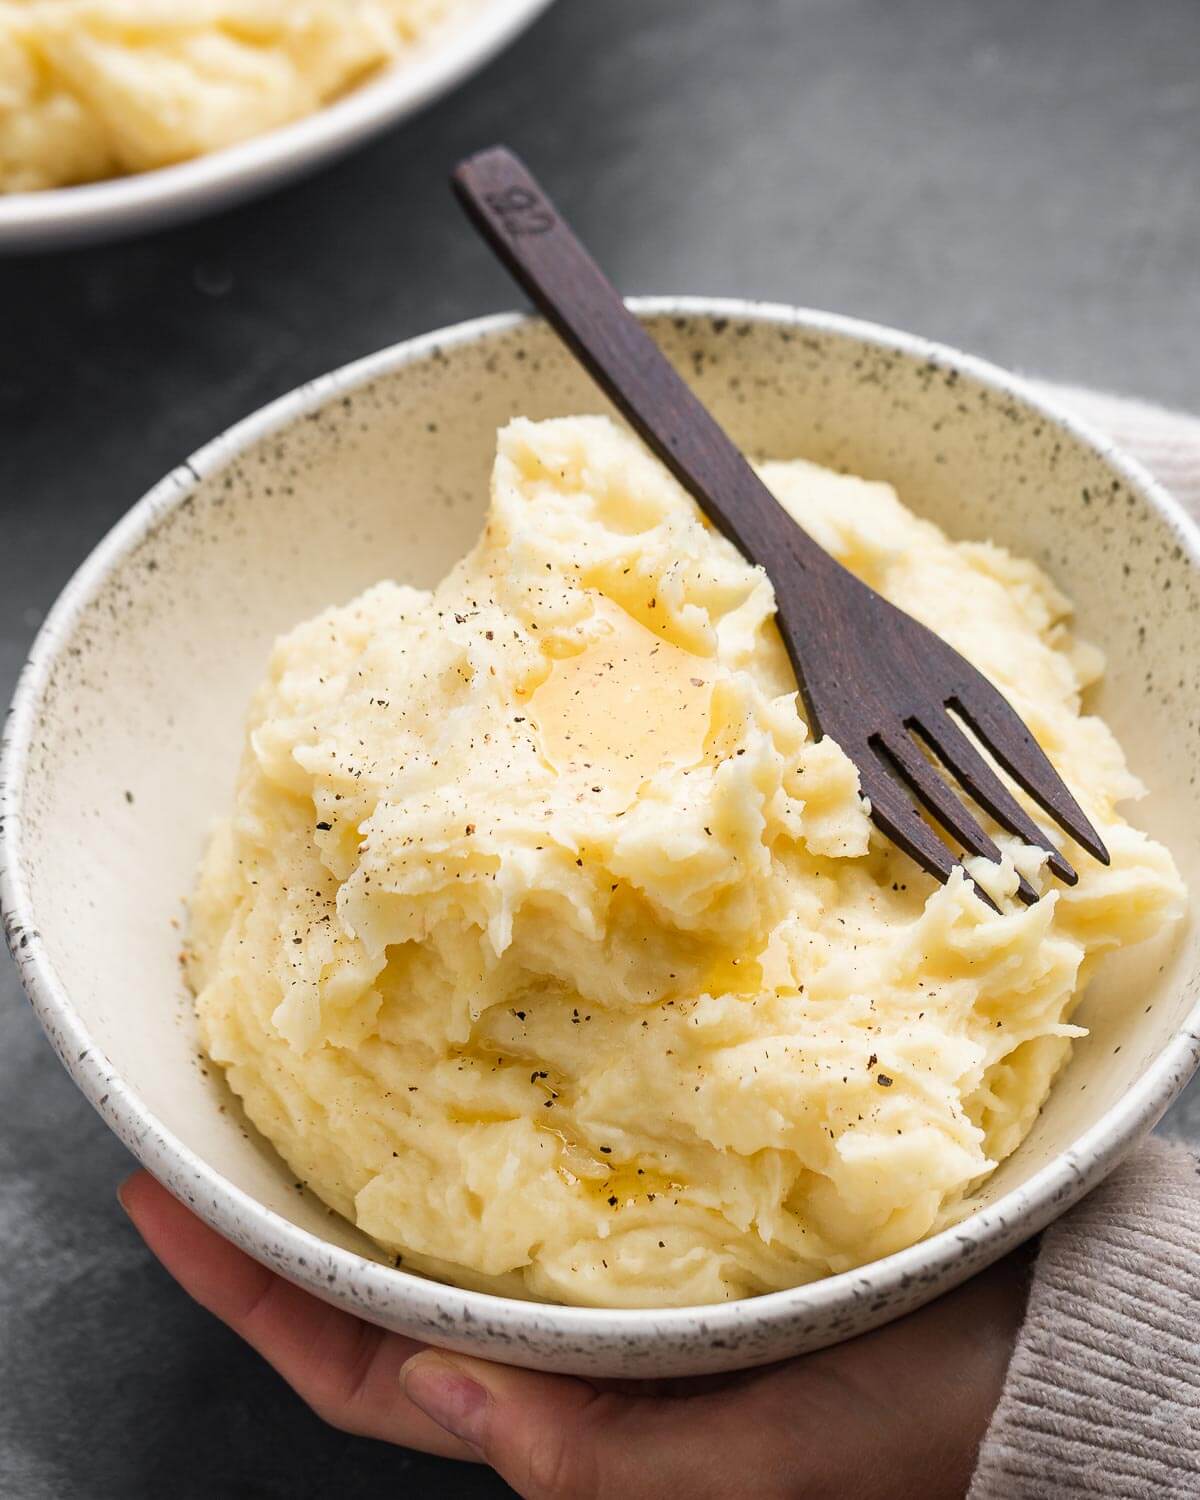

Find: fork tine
<box><xmin>913</xmin><ymin>712</ymin><xmax>1078</xmax><ymax>887</ymax></box>
<box><xmin>861</xmin><ymin>764</ymin><xmax>1000</xmax><ymax>913</ymax></box>
<box><xmin>873</xmin><ymin>733</ymin><xmax>1040</xmax><ymax>905</ymax></box>
<box><xmin>948</xmin><ymin>686</ymin><xmax>1110</xmax><ymax>867</ymax></box>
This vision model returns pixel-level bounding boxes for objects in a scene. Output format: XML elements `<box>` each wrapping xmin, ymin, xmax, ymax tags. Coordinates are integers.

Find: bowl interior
<box><xmin>12</xmin><ymin>306</ymin><xmax>1200</xmax><ymax>1293</ymax></box>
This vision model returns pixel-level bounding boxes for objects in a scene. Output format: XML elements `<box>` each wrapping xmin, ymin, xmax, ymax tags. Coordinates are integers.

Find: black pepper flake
<box><xmin>867</xmin><ymin>1053</ymin><xmax>878</xmax><ymax>1069</ymax></box>
<box><xmin>315</xmin><ymin>821</ymin><xmax>332</xmax><ymax>831</ymax></box>
<box><xmin>877</xmin><ymin>1073</ymin><xmax>894</xmax><ymax>1088</ymax></box>
<box><xmin>599</xmin><ymin>1146</ymin><xmax>612</xmax><ymax>1154</ymax></box>
<box><xmin>607</xmin><ymin>1195</ymin><xmax>618</xmax><ymax>1207</ymax></box>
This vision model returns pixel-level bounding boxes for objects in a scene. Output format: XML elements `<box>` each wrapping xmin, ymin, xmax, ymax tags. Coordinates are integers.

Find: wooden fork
<box><xmin>451</xmin><ymin>146</ymin><xmax>1109</xmax><ymax>909</ymax></box>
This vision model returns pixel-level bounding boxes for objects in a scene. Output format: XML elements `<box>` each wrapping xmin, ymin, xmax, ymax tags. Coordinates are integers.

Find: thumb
<box><xmin>399</xmin><ymin>1349</ymin><xmax>760</xmax><ymax>1500</ymax></box>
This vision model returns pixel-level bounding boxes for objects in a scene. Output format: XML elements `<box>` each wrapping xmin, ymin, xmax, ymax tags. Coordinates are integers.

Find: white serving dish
<box><xmin>0</xmin><ymin>0</ymin><xmax>556</xmax><ymax>253</ymax></box>
<box><xmin>3</xmin><ymin>299</ymin><xmax>1199</xmax><ymax>1377</ymax></box>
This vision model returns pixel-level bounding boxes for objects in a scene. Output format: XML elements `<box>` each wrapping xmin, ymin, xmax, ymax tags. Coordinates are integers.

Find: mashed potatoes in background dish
<box><xmin>188</xmin><ymin>415</ymin><xmax>1184</xmax><ymax>1308</ymax></box>
<box><xmin>0</xmin><ymin>0</ymin><xmax>451</xmax><ymax>192</ymax></box>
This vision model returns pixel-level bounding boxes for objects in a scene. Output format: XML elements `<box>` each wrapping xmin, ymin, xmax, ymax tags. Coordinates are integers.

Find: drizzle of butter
<box><xmin>529</xmin><ymin>595</ymin><xmax>714</xmax><ymax>810</ymax></box>
<box><xmin>703</xmin><ymin>954</ymin><xmax>764</xmax><ymax>998</ymax></box>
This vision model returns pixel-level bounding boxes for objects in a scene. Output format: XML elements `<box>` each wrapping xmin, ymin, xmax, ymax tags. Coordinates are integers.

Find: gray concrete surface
<box><xmin>3</xmin><ymin>1</ymin><xmax>1199</xmax><ymax>1495</ymax></box>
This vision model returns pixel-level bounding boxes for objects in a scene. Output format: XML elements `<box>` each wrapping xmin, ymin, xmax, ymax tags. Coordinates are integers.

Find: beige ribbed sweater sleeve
<box><xmin>970</xmin><ymin>384</ymin><xmax>1200</xmax><ymax>1499</ymax></box>
<box><xmin>969</xmin><ymin>1139</ymin><xmax>1200</xmax><ymax>1498</ymax></box>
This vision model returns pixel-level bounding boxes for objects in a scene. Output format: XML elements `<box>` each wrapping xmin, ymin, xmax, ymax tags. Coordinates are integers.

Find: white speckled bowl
<box><xmin>0</xmin><ymin>0</ymin><xmax>555</xmax><ymax>253</ymax></box>
<box><xmin>4</xmin><ymin>300</ymin><xmax>1200</xmax><ymax>1378</ymax></box>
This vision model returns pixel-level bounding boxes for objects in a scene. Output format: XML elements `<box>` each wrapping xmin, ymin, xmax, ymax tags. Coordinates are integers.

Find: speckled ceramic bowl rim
<box><xmin>0</xmin><ymin>0</ymin><xmax>556</xmax><ymax>252</ymax></box>
<box><xmin>5</xmin><ymin>298</ymin><xmax>1200</xmax><ymax>1356</ymax></box>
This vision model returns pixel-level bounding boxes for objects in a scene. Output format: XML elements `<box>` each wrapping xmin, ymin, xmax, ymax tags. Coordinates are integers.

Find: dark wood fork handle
<box><xmin>452</xmin><ymin>145</ymin><xmax>1110</xmax><ymax>897</ymax></box>
<box><xmin>452</xmin><ymin>147</ymin><xmax>831</xmax><ymax>580</ymax></box>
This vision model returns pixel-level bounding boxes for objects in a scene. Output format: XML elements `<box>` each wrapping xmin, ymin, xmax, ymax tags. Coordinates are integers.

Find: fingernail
<box><xmin>401</xmin><ymin>1353</ymin><xmax>489</xmax><ymax>1449</ymax></box>
<box><xmin>116</xmin><ymin>1176</ymin><xmax>135</xmax><ymax>1216</ymax></box>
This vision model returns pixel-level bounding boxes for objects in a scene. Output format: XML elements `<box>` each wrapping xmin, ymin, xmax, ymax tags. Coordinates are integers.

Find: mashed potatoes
<box><xmin>0</xmin><ymin>0</ymin><xmax>450</xmax><ymax>192</ymax></box>
<box><xmin>188</xmin><ymin>415</ymin><xmax>1184</xmax><ymax>1308</ymax></box>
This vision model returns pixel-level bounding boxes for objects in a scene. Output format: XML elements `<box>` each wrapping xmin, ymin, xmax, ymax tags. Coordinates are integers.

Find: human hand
<box><xmin>120</xmin><ymin>1170</ymin><xmax>1031</xmax><ymax>1499</ymax></box>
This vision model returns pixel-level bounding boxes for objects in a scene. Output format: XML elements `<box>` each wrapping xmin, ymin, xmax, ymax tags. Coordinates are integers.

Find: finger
<box><xmin>398</xmin><ymin>1243</ymin><xmax>1036</xmax><ymax>1500</ymax></box>
<box><xmin>119</xmin><ymin>1170</ymin><xmax>478</xmax><ymax>1461</ymax></box>
<box><xmin>400</xmin><ymin>1349</ymin><xmax>794</xmax><ymax>1500</ymax></box>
